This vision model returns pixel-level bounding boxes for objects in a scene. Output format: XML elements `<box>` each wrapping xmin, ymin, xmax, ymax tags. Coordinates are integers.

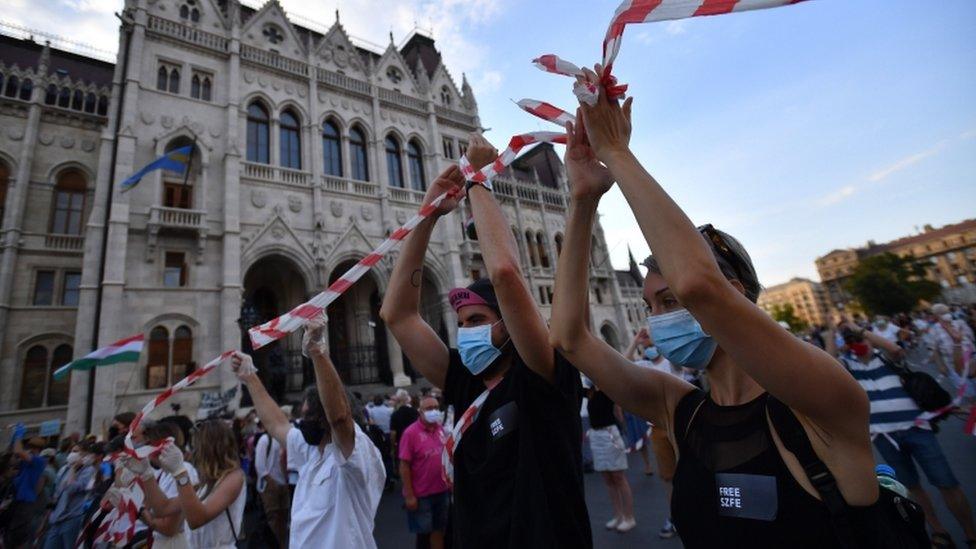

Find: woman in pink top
<box><xmin>398</xmin><ymin>396</ymin><xmax>450</xmax><ymax>549</ymax></box>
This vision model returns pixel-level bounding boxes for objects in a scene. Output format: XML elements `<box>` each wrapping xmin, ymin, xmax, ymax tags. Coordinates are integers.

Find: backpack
<box><xmin>873</xmin><ymin>352</ymin><xmax>951</xmax><ymax>412</ymax></box>
<box><xmin>767</xmin><ymin>397</ymin><xmax>930</xmax><ymax>549</ymax></box>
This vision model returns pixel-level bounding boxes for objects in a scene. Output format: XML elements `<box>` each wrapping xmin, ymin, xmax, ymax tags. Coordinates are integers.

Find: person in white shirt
<box><xmin>232</xmin><ymin>315</ymin><xmax>386</xmax><ymax>549</ymax></box>
<box><xmin>254</xmin><ymin>420</ymin><xmax>289</xmax><ymax>548</ymax></box>
<box><xmin>126</xmin><ymin>419</ymin><xmax>246</xmax><ymax>549</ymax></box>
<box><xmin>366</xmin><ymin>396</ymin><xmax>394</xmax><ymax>434</ymax></box>
<box><xmin>926</xmin><ymin>303</ymin><xmax>976</xmax><ymax>398</ymax></box>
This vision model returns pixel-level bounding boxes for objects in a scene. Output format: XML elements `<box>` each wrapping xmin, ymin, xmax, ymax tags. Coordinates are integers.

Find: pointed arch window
<box><xmin>146</xmin><ymin>325</ymin><xmax>195</xmax><ymax>388</ymax></box>
<box><xmin>146</xmin><ymin>326</ymin><xmax>170</xmax><ymax>389</ymax></box>
<box><xmin>19</xmin><ymin>346</ymin><xmax>47</xmax><ymax>408</ymax></box>
<box><xmin>19</xmin><ymin>78</ymin><xmax>32</xmax><ymax>101</ymax></box>
<box><xmin>0</xmin><ymin>161</ymin><xmax>8</xmax><ymax>225</ymax></box>
<box><xmin>168</xmin><ymin>68</ymin><xmax>180</xmax><ymax>94</ymax></box>
<box><xmin>190</xmin><ymin>71</ymin><xmax>213</xmax><ymax>101</ymax></box>
<box><xmin>279</xmin><ymin>109</ymin><xmax>302</xmax><ymax>169</ymax></box>
<box><xmin>58</xmin><ymin>86</ymin><xmax>71</xmax><ymax>108</ymax></box>
<box><xmin>349</xmin><ymin>126</ymin><xmax>369</xmax><ymax>181</ymax></box>
<box><xmin>246</xmin><ymin>101</ymin><xmax>270</xmax><ymax>164</ymax></box>
<box><xmin>51</xmin><ymin>169</ymin><xmax>87</xmax><ymax>235</ymax></box>
<box><xmin>322</xmin><ymin>119</ymin><xmax>342</xmax><ymax>177</ymax></box>
<box><xmin>407</xmin><ymin>139</ymin><xmax>425</xmax><ymax>191</ymax></box>
<box><xmin>72</xmin><ymin>89</ymin><xmax>84</xmax><ymax>110</ymax></box>
<box><xmin>45</xmin><ymin>84</ymin><xmax>57</xmax><ymax>105</ymax></box>
<box><xmin>4</xmin><ymin>75</ymin><xmax>18</xmax><ymax>97</ymax></box>
<box><xmin>440</xmin><ymin>85</ymin><xmax>451</xmax><ymax>106</ymax></box>
<box><xmin>385</xmin><ymin>135</ymin><xmax>404</xmax><ymax>188</ymax></box>
<box><xmin>536</xmin><ymin>232</ymin><xmax>551</xmax><ymax>268</ymax></box>
<box><xmin>157</xmin><ymin>66</ymin><xmax>168</xmax><ymax>91</ymax></box>
<box><xmin>97</xmin><ymin>95</ymin><xmax>109</xmax><ymax>116</ymax></box>
<box><xmin>84</xmin><ymin>92</ymin><xmax>96</xmax><ymax>113</ymax></box>
<box><xmin>525</xmin><ymin>231</ymin><xmax>538</xmax><ymax>267</ymax></box>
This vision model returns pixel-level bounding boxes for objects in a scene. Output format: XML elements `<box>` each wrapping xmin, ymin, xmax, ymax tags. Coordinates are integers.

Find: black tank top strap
<box><xmin>765</xmin><ymin>396</ymin><xmax>858</xmax><ymax>549</ymax></box>
<box><xmin>672</xmin><ymin>388</ymin><xmax>706</xmax><ymax>448</ymax></box>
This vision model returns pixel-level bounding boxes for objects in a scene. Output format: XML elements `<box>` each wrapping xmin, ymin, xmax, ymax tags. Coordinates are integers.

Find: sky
<box><xmin>4</xmin><ymin>0</ymin><xmax>975</xmax><ymax>286</ymax></box>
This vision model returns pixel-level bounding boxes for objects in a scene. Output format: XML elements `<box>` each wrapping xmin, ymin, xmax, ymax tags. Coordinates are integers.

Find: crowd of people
<box><xmin>1</xmin><ymin>67</ymin><xmax>974</xmax><ymax>548</ymax></box>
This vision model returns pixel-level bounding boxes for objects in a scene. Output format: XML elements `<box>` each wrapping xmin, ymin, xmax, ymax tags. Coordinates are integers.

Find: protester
<box><xmin>828</xmin><ymin>323</ymin><xmax>976</xmax><ymax>548</ymax></box>
<box><xmin>109</xmin><ymin>412</ymin><xmax>136</xmax><ymax>441</ymax></box>
<box><xmin>126</xmin><ymin>418</ymin><xmax>244</xmax><ymax>549</ymax></box>
<box><xmin>232</xmin><ymin>314</ymin><xmax>385</xmax><ymax>548</ymax></box>
<box><xmin>42</xmin><ymin>441</ymin><xmax>96</xmax><ymax>549</ymax></box>
<box><xmin>255</xmin><ymin>417</ymin><xmax>289</xmax><ymax>548</ymax></box>
<box><xmin>3</xmin><ymin>434</ymin><xmax>49</xmax><ymax>548</ymax></box>
<box><xmin>367</xmin><ymin>396</ymin><xmax>394</xmax><ymax>436</ymax></box>
<box><xmin>389</xmin><ymin>389</ymin><xmax>419</xmax><ymax>475</ymax></box>
<box><xmin>925</xmin><ymin>303</ymin><xmax>975</xmax><ymax>400</ymax></box>
<box><xmin>381</xmin><ymin>145</ymin><xmax>592</xmax><ymax>548</ymax></box>
<box><xmin>398</xmin><ymin>396</ymin><xmax>450</xmax><ymax>549</ymax></box>
<box><xmin>548</xmin><ymin>69</ymin><xmax>907</xmax><ymax>548</ymax></box>
<box><xmin>585</xmin><ymin>381</ymin><xmax>636</xmax><ymax>533</ymax></box>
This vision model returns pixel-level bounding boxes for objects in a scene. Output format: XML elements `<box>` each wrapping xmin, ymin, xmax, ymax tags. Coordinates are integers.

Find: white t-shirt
<box><xmin>287</xmin><ymin>424</ymin><xmax>386</xmax><ymax>549</ymax></box>
<box><xmin>367</xmin><ymin>404</ymin><xmax>393</xmax><ymax>434</ymax></box>
<box><xmin>926</xmin><ymin>320</ymin><xmax>975</xmax><ymax>366</ymax></box>
<box><xmin>254</xmin><ymin>433</ymin><xmax>286</xmax><ymax>491</ymax></box>
<box><xmin>874</xmin><ymin>323</ymin><xmax>901</xmax><ymax>343</ymax></box>
<box><xmin>153</xmin><ymin>464</ymin><xmax>200</xmax><ymax>544</ymax></box>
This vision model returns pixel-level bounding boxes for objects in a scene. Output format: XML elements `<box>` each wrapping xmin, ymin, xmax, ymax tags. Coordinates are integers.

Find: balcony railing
<box><xmin>491</xmin><ymin>176</ymin><xmax>566</xmax><ymax>210</ymax></box>
<box><xmin>240</xmin><ymin>44</ymin><xmax>308</xmax><ymax>77</ymax></box>
<box><xmin>435</xmin><ymin>105</ymin><xmax>477</xmax><ymax>127</ymax></box>
<box><xmin>242</xmin><ymin>162</ymin><xmax>312</xmax><ymax>186</ymax></box>
<box><xmin>378</xmin><ymin>88</ymin><xmax>427</xmax><ymax>114</ymax></box>
<box><xmin>320</xmin><ymin>175</ymin><xmax>379</xmax><ymax>198</ymax></box>
<box><xmin>315</xmin><ymin>68</ymin><xmax>372</xmax><ymax>96</ymax></box>
<box><xmin>147</xmin><ymin>15</ymin><xmax>228</xmax><ymax>52</ymax></box>
<box><xmin>44</xmin><ymin>234</ymin><xmax>84</xmax><ymax>251</ymax></box>
<box><xmin>388</xmin><ymin>187</ymin><xmax>426</xmax><ymax>205</ymax></box>
<box><xmin>149</xmin><ymin>206</ymin><xmax>206</xmax><ymax>231</ymax></box>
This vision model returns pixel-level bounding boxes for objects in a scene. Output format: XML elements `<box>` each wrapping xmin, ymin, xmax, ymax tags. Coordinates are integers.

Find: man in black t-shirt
<box><xmin>380</xmin><ymin>135</ymin><xmax>591</xmax><ymax>548</ymax></box>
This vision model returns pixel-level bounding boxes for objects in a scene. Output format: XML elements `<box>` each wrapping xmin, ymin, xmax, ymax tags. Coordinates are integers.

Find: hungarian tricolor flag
<box><xmin>52</xmin><ymin>334</ymin><xmax>144</xmax><ymax>380</ymax></box>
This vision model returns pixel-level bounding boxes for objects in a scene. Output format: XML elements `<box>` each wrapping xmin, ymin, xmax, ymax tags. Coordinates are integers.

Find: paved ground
<box><xmin>373</xmin><ymin>416</ymin><xmax>976</xmax><ymax>548</ymax></box>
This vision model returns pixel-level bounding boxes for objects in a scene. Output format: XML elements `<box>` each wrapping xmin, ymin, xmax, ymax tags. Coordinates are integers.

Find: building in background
<box><xmin>758</xmin><ymin>277</ymin><xmax>831</xmax><ymax>328</ymax></box>
<box><xmin>815</xmin><ymin>218</ymin><xmax>976</xmax><ymax>312</ymax></box>
<box><xmin>0</xmin><ymin>0</ymin><xmax>631</xmax><ymax>435</ymax></box>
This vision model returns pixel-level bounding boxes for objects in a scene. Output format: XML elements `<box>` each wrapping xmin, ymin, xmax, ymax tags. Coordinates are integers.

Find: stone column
<box><xmin>368</xmin><ymin>87</ymin><xmax>392</xmax><ymax>234</ymax></box>
<box><xmin>89</xmin><ymin>2</ymin><xmax>148</xmax><ymax>431</ymax></box>
<box><xmin>0</xmin><ymin>44</ymin><xmax>48</xmax><ymax>407</ymax></box>
<box><xmin>386</xmin><ymin>328</ymin><xmax>409</xmax><ymax>387</ymax></box>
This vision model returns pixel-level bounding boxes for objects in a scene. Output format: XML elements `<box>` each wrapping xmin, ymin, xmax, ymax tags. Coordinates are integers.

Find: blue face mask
<box><xmin>457</xmin><ymin>321</ymin><xmax>507</xmax><ymax>375</ymax></box>
<box><xmin>644</xmin><ymin>346</ymin><xmax>660</xmax><ymax>361</ymax></box>
<box><xmin>647</xmin><ymin>309</ymin><xmax>717</xmax><ymax>370</ymax></box>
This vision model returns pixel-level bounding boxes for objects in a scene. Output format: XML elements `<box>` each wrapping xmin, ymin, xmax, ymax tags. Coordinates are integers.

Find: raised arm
<box><xmin>380</xmin><ymin>166</ymin><xmax>466</xmax><ymax>389</ymax></box>
<box><xmin>303</xmin><ymin>316</ymin><xmax>355</xmax><ymax>459</ymax></box>
<box><xmin>464</xmin><ymin>134</ymin><xmax>555</xmax><ymax>382</ymax></box>
<box><xmin>550</xmin><ymin>118</ymin><xmax>691</xmax><ymax>426</ymax></box>
<box><xmin>155</xmin><ymin>443</ymin><xmax>244</xmax><ymax>530</ymax></box>
<box><xmin>231</xmin><ymin>352</ymin><xmax>291</xmax><ymax>445</ymax></box>
<box><xmin>579</xmin><ymin>68</ymin><xmax>867</xmax><ymax>436</ymax></box>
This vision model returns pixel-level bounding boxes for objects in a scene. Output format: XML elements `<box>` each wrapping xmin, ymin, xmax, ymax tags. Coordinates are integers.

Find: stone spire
<box><xmin>461</xmin><ymin>73</ymin><xmax>476</xmax><ymax>110</ymax></box>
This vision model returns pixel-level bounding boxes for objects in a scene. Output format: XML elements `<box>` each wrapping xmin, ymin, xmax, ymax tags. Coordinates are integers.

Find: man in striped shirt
<box><xmin>830</xmin><ymin>323</ymin><xmax>976</xmax><ymax>546</ymax></box>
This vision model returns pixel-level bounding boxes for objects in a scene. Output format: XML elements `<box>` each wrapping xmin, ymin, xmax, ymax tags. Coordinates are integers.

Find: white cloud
<box><xmin>867</xmin><ymin>140</ymin><xmax>946</xmax><ymax>183</ymax></box>
<box><xmin>817</xmin><ymin>184</ymin><xmax>857</xmax><ymax>207</ymax></box>
<box><xmin>665</xmin><ymin>20</ymin><xmax>687</xmax><ymax>36</ymax></box>
<box><xmin>475</xmin><ymin>69</ymin><xmax>503</xmax><ymax>93</ymax></box>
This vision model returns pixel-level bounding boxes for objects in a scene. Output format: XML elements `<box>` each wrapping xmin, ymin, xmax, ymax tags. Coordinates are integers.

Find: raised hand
<box><xmin>578</xmin><ymin>64</ymin><xmax>633</xmax><ymax>161</ymax></box>
<box><xmin>564</xmin><ymin>114</ymin><xmax>613</xmax><ymax>200</ymax></box>
<box><xmin>422</xmin><ymin>165</ymin><xmax>465</xmax><ymax>217</ymax></box>
<box><xmin>302</xmin><ymin>314</ymin><xmax>329</xmax><ymax>358</ymax></box>
<box><xmin>121</xmin><ymin>455</ymin><xmax>153</xmax><ymax>481</ymax></box>
<box><xmin>230</xmin><ymin>351</ymin><xmax>259</xmax><ymax>383</ymax></box>
<box><xmin>465</xmin><ymin>133</ymin><xmax>499</xmax><ymax>173</ymax></box>
<box><xmin>157</xmin><ymin>440</ymin><xmax>185</xmax><ymax>475</ymax></box>
<box><xmin>634</xmin><ymin>327</ymin><xmax>651</xmax><ymax>347</ymax></box>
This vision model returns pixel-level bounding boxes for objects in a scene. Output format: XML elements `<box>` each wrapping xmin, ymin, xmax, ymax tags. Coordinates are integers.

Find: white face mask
<box><xmin>66</xmin><ymin>451</ymin><xmax>80</xmax><ymax>465</ymax></box>
<box><xmin>423</xmin><ymin>410</ymin><xmax>444</xmax><ymax>425</ymax></box>
<box><xmin>81</xmin><ymin>455</ymin><xmax>94</xmax><ymax>467</ymax></box>
<box><xmin>941</xmin><ymin>313</ymin><xmax>953</xmax><ymax>322</ymax></box>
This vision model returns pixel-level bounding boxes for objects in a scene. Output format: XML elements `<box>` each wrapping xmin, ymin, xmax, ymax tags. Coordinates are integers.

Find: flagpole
<box><xmin>87</xmin><ymin>12</ymin><xmax>134</xmax><ymax>432</ymax></box>
<box><xmin>182</xmin><ymin>137</ymin><xmax>197</xmax><ymax>188</ymax></box>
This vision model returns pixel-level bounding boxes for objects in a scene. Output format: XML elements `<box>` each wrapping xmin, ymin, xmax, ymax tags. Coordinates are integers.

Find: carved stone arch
<box><xmin>277</xmin><ymin>99</ymin><xmax>309</xmax><ymax>126</ymax></box>
<box><xmin>325</xmin><ymin>251</ymin><xmax>389</xmax><ymax>293</ymax></box>
<box><xmin>242</xmin><ymin>245</ymin><xmax>317</xmax><ymax>293</ymax></box>
<box><xmin>599</xmin><ymin>321</ymin><xmax>622</xmax><ymax>351</ymax></box>
<box><xmin>319</xmin><ymin>110</ymin><xmax>347</xmax><ymax>129</ymax></box>
<box><xmin>15</xmin><ymin>331</ymin><xmax>75</xmax><ymax>352</ymax></box>
<box><xmin>0</xmin><ymin>149</ymin><xmax>17</xmax><ymax>173</ymax></box>
<box><xmin>345</xmin><ymin>117</ymin><xmax>372</xmax><ymax>139</ymax></box>
<box><xmin>241</xmin><ymin>91</ymin><xmax>276</xmax><ymax>115</ymax></box>
<box><xmin>420</xmin><ymin>256</ymin><xmax>450</xmax><ymax>293</ymax></box>
<box><xmin>153</xmin><ymin>126</ymin><xmax>213</xmax><ymax>166</ymax></box>
<box><xmin>383</xmin><ymin>126</ymin><xmax>408</xmax><ymax>145</ymax></box>
<box><xmin>46</xmin><ymin>161</ymin><xmax>95</xmax><ymax>187</ymax></box>
<box><xmin>405</xmin><ymin>132</ymin><xmax>428</xmax><ymax>152</ymax></box>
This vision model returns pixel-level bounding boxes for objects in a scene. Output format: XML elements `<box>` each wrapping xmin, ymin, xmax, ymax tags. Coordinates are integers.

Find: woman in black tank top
<box><xmin>548</xmin><ymin>72</ymin><xmax>896</xmax><ymax>548</ymax></box>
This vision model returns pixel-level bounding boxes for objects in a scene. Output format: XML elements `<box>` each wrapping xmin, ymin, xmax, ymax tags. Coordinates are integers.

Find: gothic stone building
<box><xmin>0</xmin><ymin>0</ymin><xmax>635</xmax><ymax>436</ymax></box>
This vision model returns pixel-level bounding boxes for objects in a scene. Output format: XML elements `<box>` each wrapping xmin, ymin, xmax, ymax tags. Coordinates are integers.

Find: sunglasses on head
<box><xmin>698</xmin><ymin>224</ymin><xmax>745</xmax><ymax>283</ymax></box>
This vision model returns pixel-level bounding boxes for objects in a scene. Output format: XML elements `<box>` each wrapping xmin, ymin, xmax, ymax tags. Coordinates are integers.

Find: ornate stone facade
<box><xmin>0</xmin><ymin>0</ymin><xmax>633</xmax><ymax>436</ymax></box>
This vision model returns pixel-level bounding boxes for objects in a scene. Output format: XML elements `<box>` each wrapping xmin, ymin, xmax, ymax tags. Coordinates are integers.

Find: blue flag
<box><xmin>120</xmin><ymin>145</ymin><xmax>193</xmax><ymax>191</ymax></box>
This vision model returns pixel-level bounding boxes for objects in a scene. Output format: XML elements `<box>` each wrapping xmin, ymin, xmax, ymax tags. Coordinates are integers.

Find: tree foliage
<box><xmin>771</xmin><ymin>303</ymin><xmax>807</xmax><ymax>332</ymax></box>
<box><xmin>845</xmin><ymin>253</ymin><xmax>941</xmax><ymax>316</ymax></box>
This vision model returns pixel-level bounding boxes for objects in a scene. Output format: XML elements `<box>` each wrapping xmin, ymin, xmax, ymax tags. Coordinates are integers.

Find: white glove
<box><xmin>157</xmin><ymin>440</ymin><xmax>186</xmax><ymax>476</ymax></box>
<box><xmin>114</xmin><ymin>464</ymin><xmax>138</xmax><ymax>487</ymax></box>
<box><xmin>104</xmin><ymin>487</ymin><xmax>122</xmax><ymax>508</ymax></box>
<box><xmin>121</xmin><ymin>455</ymin><xmax>153</xmax><ymax>481</ymax></box>
<box><xmin>302</xmin><ymin>313</ymin><xmax>329</xmax><ymax>358</ymax></box>
<box><xmin>230</xmin><ymin>351</ymin><xmax>258</xmax><ymax>380</ymax></box>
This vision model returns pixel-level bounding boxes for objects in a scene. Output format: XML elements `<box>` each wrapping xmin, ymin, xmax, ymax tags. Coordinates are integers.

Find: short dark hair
<box><xmin>303</xmin><ymin>385</ymin><xmax>365</xmax><ymax>428</ymax></box>
<box><xmin>643</xmin><ymin>227</ymin><xmax>761</xmax><ymax>303</ymax></box>
<box><xmin>113</xmin><ymin>412</ymin><xmax>136</xmax><ymax>428</ymax></box>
